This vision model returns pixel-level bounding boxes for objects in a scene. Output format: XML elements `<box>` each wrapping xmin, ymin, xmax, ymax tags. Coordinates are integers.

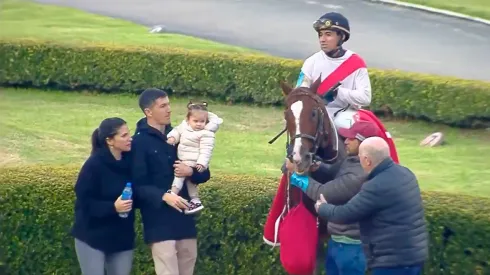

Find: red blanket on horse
<box><xmin>357</xmin><ymin>109</ymin><xmax>399</xmax><ymax>163</ymax></box>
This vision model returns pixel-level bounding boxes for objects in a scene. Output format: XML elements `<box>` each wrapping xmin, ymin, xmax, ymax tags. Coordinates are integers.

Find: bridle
<box><xmin>268</xmin><ymin>89</ymin><xmax>336</xmax><ymax>165</ymax></box>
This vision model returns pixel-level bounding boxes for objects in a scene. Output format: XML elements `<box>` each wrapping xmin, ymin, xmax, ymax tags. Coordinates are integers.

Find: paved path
<box><xmin>36</xmin><ymin>0</ymin><xmax>490</xmax><ymax>81</ymax></box>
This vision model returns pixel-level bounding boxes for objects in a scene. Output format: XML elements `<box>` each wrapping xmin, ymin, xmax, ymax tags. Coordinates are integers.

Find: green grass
<box><xmin>0</xmin><ymin>0</ymin><xmax>263</xmax><ymax>54</ymax></box>
<box><xmin>401</xmin><ymin>0</ymin><xmax>490</xmax><ymax>20</ymax></box>
<box><xmin>1</xmin><ymin>88</ymin><xmax>490</xmax><ymax>198</ymax></box>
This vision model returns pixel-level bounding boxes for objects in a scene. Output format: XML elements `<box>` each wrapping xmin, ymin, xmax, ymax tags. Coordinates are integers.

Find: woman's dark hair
<box><xmin>186</xmin><ymin>101</ymin><xmax>208</xmax><ymax>119</ymax></box>
<box><xmin>90</xmin><ymin>117</ymin><xmax>127</xmax><ymax>155</ymax></box>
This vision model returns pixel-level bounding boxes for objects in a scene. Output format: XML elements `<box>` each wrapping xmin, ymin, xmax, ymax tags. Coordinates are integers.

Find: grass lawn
<box><xmin>401</xmin><ymin>0</ymin><xmax>490</xmax><ymax>20</ymax></box>
<box><xmin>1</xmin><ymin>88</ymin><xmax>490</xmax><ymax>198</ymax></box>
<box><xmin>0</xmin><ymin>0</ymin><xmax>264</xmax><ymax>55</ymax></box>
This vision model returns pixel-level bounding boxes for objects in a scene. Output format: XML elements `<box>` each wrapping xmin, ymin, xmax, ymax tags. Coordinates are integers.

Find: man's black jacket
<box><xmin>131</xmin><ymin>118</ymin><xmax>210</xmax><ymax>244</ymax></box>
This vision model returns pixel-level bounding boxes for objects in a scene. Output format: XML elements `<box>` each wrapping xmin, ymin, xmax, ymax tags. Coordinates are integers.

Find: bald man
<box><xmin>316</xmin><ymin>137</ymin><xmax>428</xmax><ymax>275</ymax></box>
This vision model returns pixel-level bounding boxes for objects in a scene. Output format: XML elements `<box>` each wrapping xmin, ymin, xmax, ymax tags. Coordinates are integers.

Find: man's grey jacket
<box><xmin>318</xmin><ymin>158</ymin><xmax>429</xmax><ymax>268</ymax></box>
<box><xmin>305</xmin><ymin>156</ymin><xmax>366</xmax><ymax>240</ymax></box>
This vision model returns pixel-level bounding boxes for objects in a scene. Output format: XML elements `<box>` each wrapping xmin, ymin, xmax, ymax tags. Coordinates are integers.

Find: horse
<box><xmin>265</xmin><ymin>77</ymin><xmax>348</xmax><ymax>275</ymax></box>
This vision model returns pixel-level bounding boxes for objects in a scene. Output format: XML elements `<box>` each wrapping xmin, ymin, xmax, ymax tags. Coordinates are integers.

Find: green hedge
<box><xmin>0</xmin><ymin>40</ymin><xmax>489</xmax><ymax>128</ymax></box>
<box><xmin>1</xmin><ymin>166</ymin><xmax>490</xmax><ymax>274</ymax></box>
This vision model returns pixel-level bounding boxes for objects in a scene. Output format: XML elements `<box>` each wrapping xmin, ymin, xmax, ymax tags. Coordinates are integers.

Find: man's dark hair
<box><xmin>138</xmin><ymin>88</ymin><xmax>168</xmax><ymax>112</ymax></box>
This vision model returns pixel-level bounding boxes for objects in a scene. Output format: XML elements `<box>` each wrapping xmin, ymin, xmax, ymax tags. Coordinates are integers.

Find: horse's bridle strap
<box><xmin>292</xmin><ymin>106</ymin><xmax>326</xmax><ymax>156</ymax></box>
<box><xmin>268</xmin><ymin>88</ymin><xmax>333</xmax><ymax>163</ymax></box>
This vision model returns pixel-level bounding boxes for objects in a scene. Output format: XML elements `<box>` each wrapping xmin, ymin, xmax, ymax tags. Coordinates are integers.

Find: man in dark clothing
<box><xmin>288</xmin><ymin>121</ymin><xmax>382</xmax><ymax>275</ymax></box>
<box><xmin>131</xmin><ymin>88</ymin><xmax>211</xmax><ymax>275</ymax></box>
<box><xmin>316</xmin><ymin>136</ymin><xmax>429</xmax><ymax>275</ymax></box>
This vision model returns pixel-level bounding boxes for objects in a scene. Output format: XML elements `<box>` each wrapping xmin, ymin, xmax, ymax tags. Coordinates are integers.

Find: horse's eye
<box><xmin>312</xmin><ymin>110</ymin><xmax>317</xmax><ymax>117</ymax></box>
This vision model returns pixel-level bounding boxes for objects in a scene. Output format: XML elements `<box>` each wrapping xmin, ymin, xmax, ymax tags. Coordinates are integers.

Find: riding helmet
<box><xmin>313</xmin><ymin>12</ymin><xmax>350</xmax><ymax>42</ymax></box>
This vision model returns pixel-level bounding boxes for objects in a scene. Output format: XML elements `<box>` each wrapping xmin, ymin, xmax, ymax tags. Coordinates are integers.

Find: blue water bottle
<box><xmin>119</xmin><ymin>182</ymin><xmax>132</xmax><ymax>218</ymax></box>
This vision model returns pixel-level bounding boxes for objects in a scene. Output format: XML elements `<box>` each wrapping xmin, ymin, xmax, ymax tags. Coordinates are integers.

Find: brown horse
<box><xmin>279</xmin><ymin>77</ymin><xmax>344</xmax><ymax>173</ymax></box>
<box><xmin>271</xmin><ymin>77</ymin><xmax>347</xmax><ymax>274</ymax></box>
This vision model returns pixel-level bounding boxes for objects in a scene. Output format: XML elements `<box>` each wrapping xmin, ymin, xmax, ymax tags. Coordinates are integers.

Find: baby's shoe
<box><xmin>185</xmin><ymin>199</ymin><xmax>204</xmax><ymax>214</ymax></box>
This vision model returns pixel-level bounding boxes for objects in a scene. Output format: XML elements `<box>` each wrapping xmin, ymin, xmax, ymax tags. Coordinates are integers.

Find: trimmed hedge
<box><xmin>1</xmin><ymin>39</ymin><xmax>490</xmax><ymax>128</ymax></box>
<box><xmin>1</xmin><ymin>166</ymin><xmax>490</xmax><ymax>274</ymax></box>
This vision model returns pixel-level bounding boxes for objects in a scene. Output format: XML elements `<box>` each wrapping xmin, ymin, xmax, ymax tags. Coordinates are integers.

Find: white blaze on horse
<box><xmin>289</xmin><ymin>100</ymin><xmax>304</xmax><ymax>164</ymax></box>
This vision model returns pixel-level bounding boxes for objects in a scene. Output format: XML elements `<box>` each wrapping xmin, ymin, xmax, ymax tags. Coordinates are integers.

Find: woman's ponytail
<box><xmin>90</xmin><ymin>117</ymin><xmax>127</xmax><ymax>155</ymax></box>
<box><xmin>90</xmin><ymin>128</ymin><xmax>103</xmax><ymax>155</ymax></box>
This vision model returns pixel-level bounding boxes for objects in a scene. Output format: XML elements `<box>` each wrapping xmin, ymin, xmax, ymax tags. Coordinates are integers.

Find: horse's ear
<box><xmin>280</xmin><ymin>80</ymin><xmax>293</xmax><ymax>96</ymax></box>
<box><xmin>310</xmin><ymin>75</ymin><xmax>322</xmax><ymax>94</ymax></box>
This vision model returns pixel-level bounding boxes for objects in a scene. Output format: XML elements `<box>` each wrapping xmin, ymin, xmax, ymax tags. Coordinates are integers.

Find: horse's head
<box><xmin>280</xmin><ymin>78</ymin><xmax>337</xmax><ymax>174</ymax></box>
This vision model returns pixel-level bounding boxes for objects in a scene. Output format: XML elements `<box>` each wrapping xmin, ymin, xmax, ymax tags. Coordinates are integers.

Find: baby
<box><xmin>167</xmin><ymin>101</ymin><xmax>223</xmax><ymax>214</ymax></box>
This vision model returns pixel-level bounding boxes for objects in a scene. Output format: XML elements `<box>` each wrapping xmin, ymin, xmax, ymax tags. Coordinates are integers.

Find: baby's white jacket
<box><xmin>167</xmin><ymin>112</ymin><xmax>223</xmax><ymax>168</ymax></box>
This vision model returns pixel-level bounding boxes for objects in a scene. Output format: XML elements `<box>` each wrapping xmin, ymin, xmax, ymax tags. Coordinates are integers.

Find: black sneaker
<box><xmin>185</xmin><ymin>201</ymin><xmax>204</xmax><ymax>215</ymax></box>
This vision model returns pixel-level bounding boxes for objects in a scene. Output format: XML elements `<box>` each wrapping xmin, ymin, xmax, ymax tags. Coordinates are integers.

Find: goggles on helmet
<box><xmin>313</xmin><ymin>18</ymin><xmax>349</xmax><ymax>35</ymax></box>
<box><xmin>313</xmin><ymin>18</ymin><xmax>334</xmax><ymax>31</ymax></box>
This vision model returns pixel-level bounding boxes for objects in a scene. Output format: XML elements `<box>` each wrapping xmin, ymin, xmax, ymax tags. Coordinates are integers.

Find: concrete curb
<box><xmin>369</xmin><ymin>0</ymin><xmax>490</xmax><ymax>26</ymax></box>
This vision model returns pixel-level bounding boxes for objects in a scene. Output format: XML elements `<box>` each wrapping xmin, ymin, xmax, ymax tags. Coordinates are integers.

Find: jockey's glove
<box><xmin>290</xmin><ymin>173</ymin><xmax>309</xmax><ymax>192</ymax></box>
<box><xmin>324</xmin><ymin>88</ymin><xmax>338</xmax><ymax>103</ymax></box>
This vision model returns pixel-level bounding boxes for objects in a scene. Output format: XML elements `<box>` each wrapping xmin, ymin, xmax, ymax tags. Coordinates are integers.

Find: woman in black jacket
<box><xmin>71</xmin><ymin>117</ymin><xmax>135</xmax><ymax>275</ymax></box>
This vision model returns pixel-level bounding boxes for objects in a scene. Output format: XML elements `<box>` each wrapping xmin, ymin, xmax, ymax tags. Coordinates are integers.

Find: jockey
<box><xmin>296</xmin><ymin>12</ymin><xmax>372</xmax><ymax>122</ymax></box>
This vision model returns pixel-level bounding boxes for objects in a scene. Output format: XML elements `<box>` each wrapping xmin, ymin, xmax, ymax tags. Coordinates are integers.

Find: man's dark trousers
<box><xmin>371</xmin><ymin>265</ymin><xmax>423</xmax><ymax>275</ymax></box>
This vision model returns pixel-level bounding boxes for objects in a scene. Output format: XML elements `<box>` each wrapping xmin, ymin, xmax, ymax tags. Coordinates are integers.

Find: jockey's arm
<box><xmin>296</xmin><ymin>70</ymin><xmax>312</xmax><ymax>88</ymax></box>
<box><xmin>336</xmin><ymin>68</ymin><xmax>372</xmax><ymax>107</ymax></box>
<box><xmin>295</xmin><ymin>57</ymin><xmax>315</xmax><ymax>88</ymax></box>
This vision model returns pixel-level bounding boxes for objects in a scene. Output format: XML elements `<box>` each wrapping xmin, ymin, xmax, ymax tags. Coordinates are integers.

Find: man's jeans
<box><xmin>371</xmin><ymin>265</ymin><xmax>423</xmax><ymax>275</ymax></box>
<box><xmin>325</xmin><ymin>239</ymin><xmax>366</xmax><ymax>275</ymax></box>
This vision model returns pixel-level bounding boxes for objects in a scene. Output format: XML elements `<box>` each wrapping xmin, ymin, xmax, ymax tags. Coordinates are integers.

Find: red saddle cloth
<box><xmin>262</xmin><ymin>174</ymin><xmax>318</xmax><ymax>275</ymax></box>
<box><xmin>279</xmin><ymin>184</ymin><xmax>318</xmax><ymax>275</ymax></box>
<box><xmin>262</xmin><ymin>174</ymin><xmax>288</xmax><ymax>248</ymax></box>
